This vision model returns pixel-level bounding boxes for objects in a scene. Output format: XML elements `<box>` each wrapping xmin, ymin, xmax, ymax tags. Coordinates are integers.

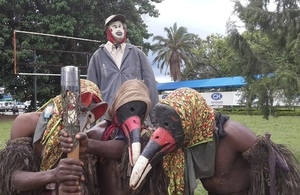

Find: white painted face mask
<box><xmin>108</xmin><ymin>21</ymin><xmax>125</xmax><ymax>42</ymax></box>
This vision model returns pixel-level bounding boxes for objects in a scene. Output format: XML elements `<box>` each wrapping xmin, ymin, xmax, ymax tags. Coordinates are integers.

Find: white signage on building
<box><xmin>201</xmin><ymin>91</ymin><xmax>243</xmax><ymax>108</ymax></box>
<box><xmin>159</xmin><ymin>90</ymin><xmax>299</xmax><ymax>107</ymax></box>
<box><xmin>159</xmin><ymin>91</ymin><xmax>244</xmax><ymax>108</ymax></box>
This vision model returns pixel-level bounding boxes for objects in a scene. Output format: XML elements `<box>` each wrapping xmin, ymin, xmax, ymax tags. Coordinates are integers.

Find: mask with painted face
<box><xmin>108</xmin><ymin>21</ymin><xmax>125</xmax><ymax>42</ymax></box>
<box><xmin>106</xmin><ymin>21</ymin><xmax>127</xmax><ymax>46</ymax></box>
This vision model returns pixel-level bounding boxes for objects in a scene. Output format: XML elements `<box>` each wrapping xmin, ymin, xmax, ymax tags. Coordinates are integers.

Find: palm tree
<box><xmin>151</xmin><ymin>23</ymin><xmax>196</xmax><ymax>81</ymax></box>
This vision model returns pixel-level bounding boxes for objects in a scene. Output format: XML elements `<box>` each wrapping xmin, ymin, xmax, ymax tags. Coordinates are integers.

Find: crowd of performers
<box><xmin>0</xmin><ymin>79</ymin><xmax>300</xmax><ymax>195</ymax></box>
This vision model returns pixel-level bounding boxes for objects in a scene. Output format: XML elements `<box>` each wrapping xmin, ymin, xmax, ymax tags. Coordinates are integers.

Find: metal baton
<box><xmin>61</xmin><ymin>66</ymin><xmax>80</xmax><ymax>159</ymax></box>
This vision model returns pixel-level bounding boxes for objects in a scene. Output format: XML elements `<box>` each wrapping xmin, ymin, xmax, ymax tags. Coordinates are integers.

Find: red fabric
<box><xmin>102</xmin><ymin>113</ymin><xmax>120</xmax><ymax>141</ymax></box>
<box><xmin>102</xmin><ymin>122</ymin><xmax>118</xmax><ymax>141</ymax></box>
<box><xmin>106</xmin><ymin>28</ymin><xmax>127</xmax><ymax>46</ymax></box>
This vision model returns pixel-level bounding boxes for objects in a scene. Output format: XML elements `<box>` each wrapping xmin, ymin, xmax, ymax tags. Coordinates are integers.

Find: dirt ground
<box><xmin>0</xmin><ymin>114</ymin><xmax>18</xmax><ymax>121</ymax></box>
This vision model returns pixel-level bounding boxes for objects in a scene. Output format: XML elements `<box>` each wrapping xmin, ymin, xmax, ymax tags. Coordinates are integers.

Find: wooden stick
<box><xmin>67</xmin><ymin>144</ymin><xmax>80</xmax><ymax>159</ymax></box>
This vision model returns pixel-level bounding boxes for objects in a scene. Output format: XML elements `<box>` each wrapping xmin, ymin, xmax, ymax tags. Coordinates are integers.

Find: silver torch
<box><xmin>61</xmin><ymin>66</ymin><xmax>81</xmax><ymax>159</ymax></box>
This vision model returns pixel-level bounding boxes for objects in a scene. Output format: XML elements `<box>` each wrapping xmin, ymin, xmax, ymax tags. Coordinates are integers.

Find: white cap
<box><xmin>105</xmin><ymin>14</ymin><xmax>126</xmax><ymax>26</ymax></box>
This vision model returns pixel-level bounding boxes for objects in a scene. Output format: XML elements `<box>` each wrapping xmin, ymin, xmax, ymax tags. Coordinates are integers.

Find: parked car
<box><xmin>16</xmin><ymin>102</ymin><xmax>26</xmax><ymax>111</ymax></box>
<box><xmin>0</xmin><ymin>101</ymin><xmax>13</xmax><ymax>112</ymax></box>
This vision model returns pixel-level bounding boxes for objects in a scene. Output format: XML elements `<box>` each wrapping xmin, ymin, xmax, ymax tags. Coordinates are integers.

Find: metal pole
<box><xmin>34</xmin><ymin>50</ymin><xmax>37</xmax><ymax>110</ymax></box>
<box><xmin>13</xmin><ymin>31</ymin><xmax>17</xmax><ymax>74</ymax></box>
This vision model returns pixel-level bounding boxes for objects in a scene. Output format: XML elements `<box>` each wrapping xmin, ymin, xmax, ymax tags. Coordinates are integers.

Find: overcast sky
<box><xmin>144</xmin><ymin>0</ymin><xmax>241</xmax><ymax>83</ymax></box>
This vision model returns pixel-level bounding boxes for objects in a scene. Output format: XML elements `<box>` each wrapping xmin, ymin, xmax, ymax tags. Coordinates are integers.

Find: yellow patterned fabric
<box><xmin>38</xmin><ymin>79</ymin><xmax>103</xmax><ymax>171</ymax></box>
<box><xmin>160</xmin><ymin>87</ymin><xmax>215</xmax><ymax>195</ymax></box>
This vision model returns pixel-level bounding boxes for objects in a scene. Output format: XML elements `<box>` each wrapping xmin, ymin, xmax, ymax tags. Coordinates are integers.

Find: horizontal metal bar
<box><xmin>14</xmin><ymin>30</ymin><xmax>101</xmax><ymax>43</ymax></box>
<box><xmin>18</xmin><ymin>72</ymin><xmax>87</xmax><ymax>77</ymax></box>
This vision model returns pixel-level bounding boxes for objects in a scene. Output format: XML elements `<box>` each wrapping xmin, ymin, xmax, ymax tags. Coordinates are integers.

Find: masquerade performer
<box><xmin>130</xmin><ymin>87</ymin><xmax>300</xmax><ymax>195</ymax></box>
<box><xmin>87</xmin><ymin>14</ymin><xmax>159</xmax><ymax>126</ymax></box>
<box><xmin>61</xmin><ymin>79</ymin><xmax>168</xmax><ymax>195</ymax></box>
<box><xmin>0</xmin><ymin>79</ymin><xmax>108</xmax><ymax>195</ymax></box>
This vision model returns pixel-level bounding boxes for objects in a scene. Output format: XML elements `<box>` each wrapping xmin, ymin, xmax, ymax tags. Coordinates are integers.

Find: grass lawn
<box><xmin>0</xmin><ymin>114</ymin><xmax>299</xmax><ymax>195</ymax></box>
<box><xmin>0</xmin><ymin>114</ymin><xmax>16</xmax><ymax>148</ymax></box>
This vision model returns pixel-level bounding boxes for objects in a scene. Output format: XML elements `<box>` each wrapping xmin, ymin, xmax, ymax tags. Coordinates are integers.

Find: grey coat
<box><xmin>87</xmin><ymin>43</ymin><xmax>159</xmax><ymax>122</ymax></box>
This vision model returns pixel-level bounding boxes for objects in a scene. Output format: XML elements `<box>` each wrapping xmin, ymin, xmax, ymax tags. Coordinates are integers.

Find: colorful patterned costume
<box><xmin>38</xmin><ymin>79</ymin><xmax>106</xmax><ymax>172</ymax></box>
<box><xmin>0</xmin><ymin>79</ymin><xmax>107</xmax><ymax>195</ymax></box>
<box><xmin>160</xmin><ymin>88</ymin><xmax>216</xmax><ymax>194</ymax></box>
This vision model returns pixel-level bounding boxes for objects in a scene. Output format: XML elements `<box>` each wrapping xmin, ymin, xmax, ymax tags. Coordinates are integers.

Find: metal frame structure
<box><xmin>13</xmin><ymin>30</ymin><xmax>101</xmax><ymax>76</ymax></box>
<box><xmin>12</xmin><ymin>30</ymin><xmax>101</xmax><ymax>110</ymax></box>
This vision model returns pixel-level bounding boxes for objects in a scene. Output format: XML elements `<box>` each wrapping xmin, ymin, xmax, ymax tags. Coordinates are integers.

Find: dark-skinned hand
<box><xmin>60</xmin><ymin>129</ymin><xmax>89</xmax><ymax>154</ymax></box>
<box><xmin>54</xmin><ymin>158</ymin><xmax>84</xmax><ymax>183</ymax></box>
<box><xmin>56</xmin><ymin>158</ymin><xmax>84</xmax><ymax>195</ymax></box>
<box><xmin>59</xmin><ymin>180</ymin><xmax>82</xmax><ymax>195</ymax></box>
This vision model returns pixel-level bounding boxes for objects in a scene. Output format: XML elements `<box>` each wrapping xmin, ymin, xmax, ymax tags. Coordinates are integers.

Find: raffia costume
<box><xmin>157</xmin><ymin>88</ymin><xmax>300</xmax><ymax>195</ymax></box>
<box><xmin>0</xmin><ymin>137</ymin><xmax>42</xmax><ymax>195</ymax></box>
<box><xmin>0</xmin><ymin>79</ymin><xmax>106</xmax><ymax>195</ymax></box>
<box><xmin>242</xmin><ymin>135</ymin><xmax>300</xmax><ymax>195</ymax></box>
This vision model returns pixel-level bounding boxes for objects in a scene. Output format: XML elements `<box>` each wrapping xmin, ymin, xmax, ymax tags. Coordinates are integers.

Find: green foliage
<box><xmin>148</xmin><ymin>0</ymin><xmax>300</xmax><ymax>120</ymax></box>
<box><xmin>0</xmin><ymin>0</ymin><xmax>162</xmax><ymax>103</ymax></box>
<box><xmin>182</xmin><ymin>34</ymin><xmax>242</xmax><ymax>80</ymax></box>
<box><xmin>225</xmin><ymin>0</ymin><xmax>300</xmax><ymax>119</ymax></box>
<box><xmin>151</xmin><ymin>23</ymin><xmax>196</xmax><ymax>81</ymax></box>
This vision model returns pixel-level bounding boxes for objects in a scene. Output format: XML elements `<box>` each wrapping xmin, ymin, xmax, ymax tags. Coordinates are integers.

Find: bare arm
<box><xmin>10</xmin><ymin>112</ymin><xmax>41</xmax><ymax>140</ymax></box>
<box><xmin>86</xmin><ymin>120</ymin><xmax>126</xmax><ymax>159</ymax></box>
<box><xmin>86</xmin><ymin>139</ymin><xmax>126</xmax><ymax>160</ymax></box>
<box><xmin>60</xmin><ymin>121</ymin><xmax>126</xmax><ymax>160</ymax></box>
<box><xmin>223</xmin><ymin>119</ymin><xmax>258</xmax><ymax>153</ymax></box>
<box><xmin>11</xmin><ymin>158</ymin><xmax>83</xmax><ymax>191</ymax></box>
<box><xmin>12</xmin><ymin>169</ymin><xmax>56</xmax><ymax>191</ymax></box>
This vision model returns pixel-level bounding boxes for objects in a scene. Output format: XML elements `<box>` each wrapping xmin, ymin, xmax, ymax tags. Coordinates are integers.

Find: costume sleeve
<box><xmin>137</xmin><ymin>49</ymin><xmax>159</xmax><ymax>123</ymax></box>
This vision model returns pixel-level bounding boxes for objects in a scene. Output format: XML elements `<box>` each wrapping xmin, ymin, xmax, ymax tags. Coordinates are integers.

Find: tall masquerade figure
<box><xmin>87</xmin><ymin>14</ymin><xmax>159</xmax><ymax>126</ymax></box>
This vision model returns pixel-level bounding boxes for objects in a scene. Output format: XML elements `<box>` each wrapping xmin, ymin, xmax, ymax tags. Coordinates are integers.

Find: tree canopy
<box><xmin>150</xmin><ymin>0</ymin><xmax>300</xmax><ymax>119</ymax></box>
<box><xmin>2</xmin><ymin>0</ymin><xmax>300</xmax><ymax>119</ymax></box>
<box><xmin>0</xmin><ymin>0</ymin><xmax>163</xmax><ymax>108</ymax></box>
<box><xmin>228</xmin><ymin>0</ymin><xmax>300</xmax><ymax>118</ymax></box>
<box><xmin>151</xmin><ymin>23</ymin><xmax>196</xmax><ymax>81</ymax></box>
